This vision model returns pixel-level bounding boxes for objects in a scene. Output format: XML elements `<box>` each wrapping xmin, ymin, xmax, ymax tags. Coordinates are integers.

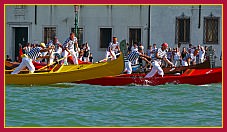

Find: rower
<box><xmin>11</xmin><ymin>43</ymin><xmax>53</xmax><ymax>74</ymax></box>
<box><xmin>105</xmin><ymin>37</ymin><xmax>120</xmax><ymax>60</ymax></box>
<box><xmin>145</xmin><ymin>42</ymin><xmax>174</xmax><ymax>78</ymax></box>
<box><xmin>62</xmin><ymin>32</ymin><xmax>79</xmax><ymax>65</ymax></box>
<box><xmin>124</xmin><ymin>47</ymin><xmax>151</xmax><ymax>74</ymax></box>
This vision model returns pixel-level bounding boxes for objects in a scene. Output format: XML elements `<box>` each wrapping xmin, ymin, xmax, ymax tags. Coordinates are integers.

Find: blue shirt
<box><xmin>127</xmin><ymin>51</ymin><xmax>140</xmax><ymax>62</ymax></box>
<box><xmin>27</xmin><ymin>47</ymin><xmax>42</xmax><ymax>60</ymax></box>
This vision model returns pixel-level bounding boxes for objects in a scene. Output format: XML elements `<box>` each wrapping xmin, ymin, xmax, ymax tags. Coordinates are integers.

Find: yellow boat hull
<box><xmin>5</xmin><ymin>54</ymin><xmax>124</xmax><ymax>85</ymax></box>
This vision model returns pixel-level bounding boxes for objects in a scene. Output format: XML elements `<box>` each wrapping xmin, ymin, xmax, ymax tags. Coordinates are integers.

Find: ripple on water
<box><xmin>5</xmin><ymin>83</ymin><xmax>222</xmax><ymax>127</ymax></box>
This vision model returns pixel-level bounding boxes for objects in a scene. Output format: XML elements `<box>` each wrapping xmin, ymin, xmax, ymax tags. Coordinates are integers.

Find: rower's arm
<box><xmin>118</xmin><ymin>45</ymin><xmax>121</xmax><ymax>51</ymax></box>
<box><xmin>163</xmin><ymin>57</ymin><xmax>174</xmax><ymax>67</ymax></box>
<box><xmin>156</xmin><ymin>52</ymin><xmax>162</xmax><ymax>59</ymax></box>
<box><xmin>58</xmin><ymin>43</ymin><xmax>63</xmax><ymax>48</ymax></box>
<box><xmin>38</xmin><ymin>55</ymin><xmax>50</xmax><ymax>59</ymax></box>
<box><xmin>141</xmin><ymin>54</ymin><xmax>151</xmax><ymax>59</ymax></box>
<box><xmin>40</xmin><ymin>47</ymin><xmax>54</xmax><ymax>52</ymax></box>
<box><xmin>141</xmin><ymin>57</ymin><xmax>152</xmax><ymax>65</ymax></box>
<box><xmin>65</xmin><ymin>48</ymin><xmax>71</xmax><ymax>55</ymax></box>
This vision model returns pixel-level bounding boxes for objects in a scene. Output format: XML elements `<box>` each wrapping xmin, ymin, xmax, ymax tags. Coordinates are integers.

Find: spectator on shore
<box><xmin>6</xmin><ymin>55</ymin><xmax>12</xmax><ymax>62</ymax></box>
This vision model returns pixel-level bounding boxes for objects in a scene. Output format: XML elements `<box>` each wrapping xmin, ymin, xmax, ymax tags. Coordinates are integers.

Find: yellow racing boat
<box><xmin>5</xmin><ymin>53</ymin><xmax>124</xmax><ymax>85</ymax></box>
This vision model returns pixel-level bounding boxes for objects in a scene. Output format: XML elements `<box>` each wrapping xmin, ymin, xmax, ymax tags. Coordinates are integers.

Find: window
<box><xmin>44</xmin><ymin>27</ymin><xmax>56</xmax><ymax>44</ymax></box>
<box><xmin>100</xmin><ymin>28</ymin><xmax>112</xmax><ymax>48</ymax></box>
<box><xmin>71</xmin><ymin>28</ymin><xmax>83</xmax><ymax>45</ymax></box>
<box><xmin>175</xmin><ymin>16</ymin><xmax>190</xmax><ymax>44</ymax></box>
<box><xmin>203</xmin><ymin>15</ymin><xmax>219</xmax><ymax>44</ymax></box>
<box><xmin>129</xmin><ymin>28</ymin><xmax>141</xmax><ymax>45</ymax></box>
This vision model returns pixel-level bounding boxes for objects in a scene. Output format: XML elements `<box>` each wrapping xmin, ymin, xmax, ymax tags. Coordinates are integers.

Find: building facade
<box><xmin>5</xmin><ymin>5</ymin><xmax>222</xmax><ymax>66</ymax></box>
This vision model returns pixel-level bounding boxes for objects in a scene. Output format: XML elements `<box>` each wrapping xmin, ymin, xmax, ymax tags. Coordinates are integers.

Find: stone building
<box><xmin>5</xmin><ymin>5</ymin><xmax>222</xmax><ymax>66</ymax></box>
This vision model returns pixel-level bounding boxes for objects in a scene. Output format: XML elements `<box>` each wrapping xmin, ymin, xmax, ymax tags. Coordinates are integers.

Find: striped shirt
<box><xmin>155</xmin><ymin>48</ymin><xmax>167</xmax><ymax>63</ymax></box>
<box><xmin>63</xmin><ymin>37</ymin><xmax>77</xmax><ymax>50</ymax></box>
<box><xmin>27</xmin><ymin>47</ymin><xmax>42</xmax><ymax>60</ymax></box>
<box><xmin>127</xmin><ymin>51</ymin><xmax>140</xmax><ymax>62</ymax></box>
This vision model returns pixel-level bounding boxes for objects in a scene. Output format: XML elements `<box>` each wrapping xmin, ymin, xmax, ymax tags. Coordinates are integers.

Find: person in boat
<box><xmin>173</xmin><ymin>47</ymin><xmax>181</xmax><ymax>67</ymax></box>
<box><xmin>187</xmin><ymin>49</ymin><xmax>200</xmax><ymax>66</ymax></box>
<box><xmin>188</xmin><ymin>43</ymin><xmax>194</xmax><ymax>55</ymax></box>
<box><xmin>124</xmin><ymin>47</ymin><xmax>152</xmax><ymax>74</ymax></box>
<box><xmin>146</xmin><ymin>45</ymin><xmax>152</xmax><ymax>58</ymax></box>
<box><xmin>131</xmin><ymin>41</ymin><xmax>138</xmax><ymax>52</ymax></box>
<box><xmin>138</xmin><ymin>42</ymin><xmax>145</xmax><ymax>69</ymax></box>
<box><xmin>89</xmin><ymin>53</ymin><xmax>93</xmax><ymax>63</ymax></box>
<box><xmin>105</xmin><ymin>37</ymin><xmax>120</xmax><ymax>60</ymax></box>
<box><xmin>74</xmin><ymin>40</ymin><xmax>81</xmax><ymax>59</ymax></box>
<box><xmin>198</xmin><ymin>45</ymin><xmax>205</xmax><ymax>63</ymax></box>
<box><xmin>11</xmin><ymin>43</ymin><xmax>54</xmax><ymax>74</ymax></box>
<box><xmin>6</xmin><ymin>55</ymin><xmax>12</xmax><ymax>62</ymax></box>
<box><xmin>82</xmin><ymin>42</ymin><xmax>91</xmax><ymax>62</ymax></box>
<box><xmin>181</xmin><ymin>47</ymin><xmax>189</xmax><ymax>66</ymax></box>
<box><xmin>145</xmin><ymin>43</ymin><xmax>174</xmax><ymax>78</ymax></box>
<box><xmin>146</xmin><ymin>45</ymin><xmax>153</xmax><ymax>69</ymax></box>
<box><xmin>166</xmin><ymin>47</ymin><xmax>173</xmax><ymax>67</ymax></box>
<box><xmin>62</xmin><ymin>32</ymin><xmax>79</xmax><ymax>65</ymax></box>
<box><xmin>23</xmin><ymin>43</ymin><xmax>32</xmax><ymax>55</ymax></box>
<box><xmin>151</xmin><ymin>43</ymin><xmax>158</xmax><ymax>61</ymax></box>
<box><xmin>46</xmin><ymin>36</ymin><xmax>62</xmax><ymax>64</ymax></box>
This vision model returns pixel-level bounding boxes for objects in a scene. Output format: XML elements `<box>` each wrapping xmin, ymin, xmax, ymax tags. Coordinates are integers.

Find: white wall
<box><xmin>150</xmin><ymin>5</ymin><xmax>222</xmax><ymax>66</ymax></box>
<box><xmin>5</xmin><ymin>5</ymin><xmax>222</xmax><ymax>66</ymax></box>
<box><xmin>79</xmin><ymin>5</ymin><xmax>149</xmax><ymax>61</ymax></box>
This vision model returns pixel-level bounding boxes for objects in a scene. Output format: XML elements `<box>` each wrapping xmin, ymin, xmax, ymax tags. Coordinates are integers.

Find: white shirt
<box><xmin>108</xmin><ymin>42</ymin><xmax>120</xmax><ymax>53</ymax></box>
<box><xmin>199</xmin><ymin>50</ymin><xmax>205</xmax><ymax>60</ymax></box>
<box><xmin>155</xmin><ymin>48</ymin><xmax>167</xmax><ymax>63</ymax></box>
<box><xmin>63</xmin><ymin>37</ymin><xmax>77</xmax><ymax>50</ymax></box>
<box><xmin>131</xmin><ymin>46</ymin><xmax>138</xmax><ymax>52</ymax></box>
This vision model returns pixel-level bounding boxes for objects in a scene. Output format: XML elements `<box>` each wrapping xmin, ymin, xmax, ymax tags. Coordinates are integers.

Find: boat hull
<box><xmin>5</xmin><ymin>53</ymin><xmax>124</xmax><ymax>85</ymax></box>
<box><xmin>76</xmin><ymin>68</ymin><xmax>222</xmax><ymax>86</ymax></box>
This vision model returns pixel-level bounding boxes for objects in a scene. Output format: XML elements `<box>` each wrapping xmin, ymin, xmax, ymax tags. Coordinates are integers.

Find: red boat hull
<box><xmin>76</xmin><ymin>68</ymin><xmax>222</xmax><ymax>86</ymax></box>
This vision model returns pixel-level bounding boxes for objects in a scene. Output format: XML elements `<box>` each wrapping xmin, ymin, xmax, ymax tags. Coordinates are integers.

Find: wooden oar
<box><xmin>169</xmin><ymin>67</ymin><xmax>175</xmax><ymax>72</ymax></box>
<box><xmin>38</xmin><ymin>56</ymin><xmax>66</xmax><ymax>71</ymax></box>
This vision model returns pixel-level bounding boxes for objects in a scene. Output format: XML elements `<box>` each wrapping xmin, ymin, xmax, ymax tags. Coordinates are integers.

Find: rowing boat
<box><xmin>5</xmin><ymin>53</ymin><xmax>124</xmax><ymax>85</ymax></box>
<box><xmin>5</xmin><ymin>59</ymin><xmax>91</xmax><ymax>70</ymax></box>
<box><xmin>76</xmin><ymin>67</ymin><xmax>222</xmax><ymax>86</ymax></box>
<box><xmin>131</xmin><ymin>59</ymin><xmax>211</xmax><ymax>74</ymax></box>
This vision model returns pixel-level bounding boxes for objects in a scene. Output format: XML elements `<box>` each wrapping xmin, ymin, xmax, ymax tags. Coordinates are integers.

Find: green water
<box><xmin>5</xmin><ymin>83</ymin><xmax>222</xmax><ymax>127</ymax></box>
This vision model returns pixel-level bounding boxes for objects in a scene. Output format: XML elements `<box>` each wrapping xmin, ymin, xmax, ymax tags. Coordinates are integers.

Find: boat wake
<box><xmin>198</xmin><ymin>84</ymin><xmax>212</xmax><ymax>87</ymax></box>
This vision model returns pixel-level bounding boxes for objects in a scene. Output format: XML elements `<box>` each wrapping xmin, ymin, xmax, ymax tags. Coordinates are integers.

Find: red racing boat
<box><xmin>76</xmin><ymin>67</ymin><xmax>222</xmax><ymax>86</ymax></box>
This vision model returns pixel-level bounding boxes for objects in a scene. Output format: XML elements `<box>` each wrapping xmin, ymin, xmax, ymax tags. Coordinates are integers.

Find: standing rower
<box><xmin>11</xmin><ymin>43</ymin><xmax>53</xmax><ymax>74</ymax></box>
<box><xmin>105</xmin><ymin>37</ymin><xmax>120</xmax><ymax>60</ymax></box>
<box><xmin>62</xmin><ymin>32</ymin><xmax>79</xmax><ymax>65</ymax></box>
<box><xmin>145</xmin><ymin>43</ymin><xmax>174</xmax><ymax>78</ymax></box>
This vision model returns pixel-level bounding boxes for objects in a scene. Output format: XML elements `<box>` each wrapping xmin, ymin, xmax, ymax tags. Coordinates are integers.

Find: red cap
<box><xmin>162</xmin><ymin>43</ymin><xmax>168</xmax><ymax>47</ymax></box>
